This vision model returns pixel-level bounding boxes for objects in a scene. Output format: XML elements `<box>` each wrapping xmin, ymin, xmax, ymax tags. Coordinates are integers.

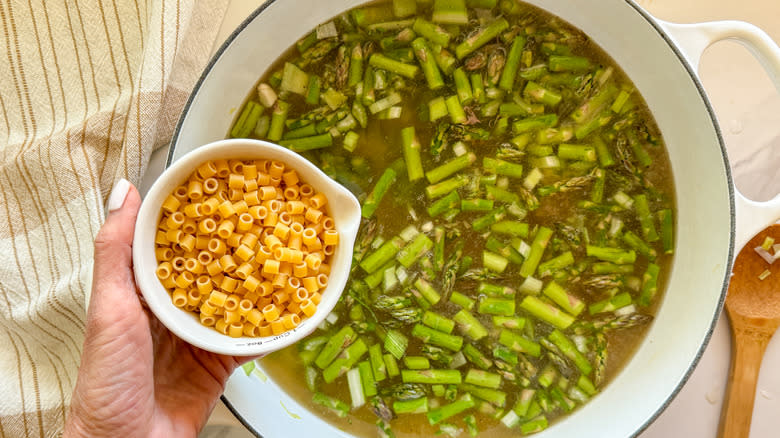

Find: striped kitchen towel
<box><xmin>0</xmin><ymin>0</ymin><xmax>229</xmax><ymax>436</ymax></box>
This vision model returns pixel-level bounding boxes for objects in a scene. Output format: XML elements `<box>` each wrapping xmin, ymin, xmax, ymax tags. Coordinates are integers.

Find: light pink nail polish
<box><xmin>107</xmin><ymin>178</ymin><xmax>131</xmax><ymax>213</ymax></box>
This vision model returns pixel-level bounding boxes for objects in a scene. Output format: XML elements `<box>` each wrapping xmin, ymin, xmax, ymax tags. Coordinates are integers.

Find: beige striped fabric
<box><xmin>0</xmin><ymin>0</ymin><xmax>229</xmax><ymax>436</ymax></box>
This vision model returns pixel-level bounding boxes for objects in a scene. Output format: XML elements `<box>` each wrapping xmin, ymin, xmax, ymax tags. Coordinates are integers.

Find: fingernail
<box><xmin>107</xmin><ymin>178</ymin><xmax>131</xmax><ymax>213</ymax></box>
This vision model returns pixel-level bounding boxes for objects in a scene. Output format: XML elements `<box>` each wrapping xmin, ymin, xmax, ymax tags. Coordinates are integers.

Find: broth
<box><xmin>230</xmin><ymin>0</ymin><xmax>676</xmax><ymax>436</ymax></box>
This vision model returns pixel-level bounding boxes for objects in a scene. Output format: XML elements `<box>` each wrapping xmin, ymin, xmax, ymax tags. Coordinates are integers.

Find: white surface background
<box><xmin>177</xmin><ymin>0</ymin><xmax>780</xmax><ymax>436</ymax></box>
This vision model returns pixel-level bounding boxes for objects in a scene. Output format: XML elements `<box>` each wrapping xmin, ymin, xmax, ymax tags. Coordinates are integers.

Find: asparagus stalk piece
<box><xmin>368</xmin><ymin>53</ymin><xmax>419</xmax><ymax>79</ymax></box>
<box><xmin>455</xmin><ymin>18</ymin><xmax>510</xmax><ymax>59</ymax></box>
<box><xmin>427</xmin><ymin>394</ymin><xmax>476</xmax><ymax>425</ymax></box>
<box><xmin>402</xmin><ymin>369</ymin><xmax>462</xmax><ymax>385</ymax></box>
<box><xmin>412</xmin><ymin>17</ymin><xmax>451</xmax><ymax>46</ymax></box>
<box><xmin>519</xmin><ymin>226</ymin><xmax>553</xmax><ymax>277</ymax></box>
<box><xmin>499</xmin><ymin>35</ymin><xmax>526</xmax><ymax>91</ymax></box>
<box><xmin>519</xmin><ymin>296</ymin><xmax>575</xmax><ymax>329</ymax></box>
<box><xmin>412</xmin><ymin>37</ymin><xmax>445</xmax><ymax>90</ymax></box>
<box><xmin>453</xmin><ymin>310</ymin><xmax>489</xmax><ymax>341</ymax></box>
<box><xmin>401</xmin><ymin>126</ymin><xmax>424</xmax><ymax>181</ymax></box>
<box><xmin>412</xmin><ymin>323</ymin><xmax>464</xmax><ymax>351</ymax></box>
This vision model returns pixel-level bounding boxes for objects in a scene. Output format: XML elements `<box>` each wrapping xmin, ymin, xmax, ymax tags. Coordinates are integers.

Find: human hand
<box><xmin>64</xmin><ymin>179</ymin><xmax>255</xmax><ymax>438</ymax></box>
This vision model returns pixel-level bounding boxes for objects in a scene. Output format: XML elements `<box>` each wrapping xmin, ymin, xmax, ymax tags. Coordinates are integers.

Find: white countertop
<box><xmin>180</xmin><ymin>1</ymin><xmax>780</xmax><ymax>436</ymax></box>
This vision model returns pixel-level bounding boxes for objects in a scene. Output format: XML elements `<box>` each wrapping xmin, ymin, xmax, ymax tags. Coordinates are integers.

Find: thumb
<box><xmin>90</xmin><ymin>178</ymin><xmax>142</xmax><ymax>315</ymax></box>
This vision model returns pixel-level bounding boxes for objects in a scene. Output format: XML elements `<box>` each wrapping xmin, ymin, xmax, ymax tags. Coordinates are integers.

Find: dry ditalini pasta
<box><xmin>154</xmin><ymin>158</ymin><xmax>339</xmax><ymax>337</ymax></box>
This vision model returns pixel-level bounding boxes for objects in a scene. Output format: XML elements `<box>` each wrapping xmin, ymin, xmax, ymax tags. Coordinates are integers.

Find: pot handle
<box><xmin>657</xmin><ymin>19</ymin><xmax>780</xmax><ymax>251</ymax></box>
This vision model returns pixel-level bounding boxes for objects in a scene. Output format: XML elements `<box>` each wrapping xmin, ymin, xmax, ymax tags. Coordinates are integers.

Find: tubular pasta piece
<box><xmin>244</xmin><ymin>190</ymin><xmax>260</xmax><ymax>206</ymax></box>
<box><xmin>285</xmin><ymin>277</ymin><xmax>301</xmax><ymax>295</ymax></box>
<box><xmin>187</xmin><ymin>289</ymin><xmax>201</xmax><ymax>307</ymax></box>
<box><xmin>183</xmin><ymin>203</ymin><xmax>202</xmax><ymax>218</ymax></box>
<box><xmin>184</xmin><ymin>258</ymin><xmax>203</xmax><ymax>274</ymax></box>
<box><xmin>262</xmin><ymin>304</ymin><xmax>281</xmax><ymax>322</ymax></box>
<box><xmin>162</xmin><ymin>194</ymin><xmax>181</xmax><ymax>213</ymax></box>
<box><xmin>233</xmin><ymin>200</ymin><xmax>249</xmax><ymax>215</ymax></box>
<box><xmin>208</xmin><ymin>238</ymin><xmax>227</xmax><ymax>256</ymax></box>
<box><xmin>228</xmin><ymin>322</ymin><xmax>244</xmax><ymax>338</ymax></box>
<box><xmin>156</xmin><ymin>247</ymin><xmax>173</xmax><ymax>261</ymax></box>
<box><xmin>309</xmin><ymin>193</ymin><xmax>328</xmax><ymax>209</ymax></box>
<box><xmin>208</xmin><ymin>290</ymin><xmax>228</xmax><ymax>307</ymax></box>
<box><xmin>281</xmin><ymin>313</ymin><xmax>300</xmax><ymax>330</ymax></box>
<box><xmin>272</xmin><ymin>272</ymin><xmax>289</xmax><ymax>289</ymax></box>
<box><xmin>270</xmin><ymin>320</ymin><xmax>285</xmax><ymax>335</ymax></box>
<box><xmin>181</xmin><ymin>219</ymin><xmax>197</xmax><ymax>235</ymax></box>
<box><xmin>174</xmin><ymin>271</ymin><xmax>195</xmax><ymax>288</ymax></box>
<box><xmin>226</xmin><ymin>233</ymin><xmax>243</xmax><ymax>248</ymax></box>
<box><xmin>215</xmin><ymin>318</ymin><xmax>229</xmax><ymax>335</ymax></box>
<box><xmin>235</xmin><ymin>263</ymin><xmax>253</xmax><ymax>280</ymax></box>
<box><xmin>206</xmin><ymin>260</ymin><xmax>222</xmax><ymax>276</ymax></box>
<box><xmin>300</xmin><ymin>299</ymin><xmax>316</xmax><ymax>317</ymax></box>
<box><xmin>221</xmin><ymin>276</ymin><xmax>239</xmax><ymax>293</ymax></box>
<box><xmin>264</xmin><ymin>234</ymin><xmax>283</xmax><ymax>251</ymax></box>
<box><xmin>316</xmin><ymin>273</ymin><xmax>328</xmax><ymax>289</ymax></box>
<box><xmin>240</xmin><ymin>232</ymin><xmax>259</xmax><ymax>249</ymax></box>
<box><xmin>217</xmin><ymin>220</ymin><xmax>235</xmax><ymax>239</ymax></box>
<box><xmin>203</xmin><ymin>178</ymin><xmax>219</xmax><ymax>195</ymax></box>
<box><xmin>244</xmin><ymin>178</ymin><xmax>259</xmax><ymax>193</ymax></box>
<box><xmin>198</xmin><ymin>161</ymin><xmax>217</xmax><ymax>178</ymax></box>
<box><xmin>173</xmin><ymin>186</ymin><xmax>188</xmax><ymax>202</ymax></box>
<box><xmin>259</xmin><ymin>186</ymin><xmax>276</xmax><ymax>201</ymax></box>
<box><xmin>304</xmin><ymin>208</ymin><xmax>323</xmax><ymax>224</ymax></box>
<box><xmin>179</xmin><ymin>234</ymin><xmax>196</xmax><ymax>252</ymax></box>
<box><xmin>282</xmin><ymin>169</ymin><xmax>299</xmax><ymax>186</ymax></box>
<box><xmin>172</xmin><ymin>288</ymin><xmax>188</xmax><ymax>308</ymax></box>
<box><xmin>272</xmin><ymin>291</ymin><xmax>289</xmax><ymax>306</ymax></box>
<box><xmin>171</xmin><ymin>257</ymin><xmax>186</xmax><ymax>272</ymax></box>
<box><xmin>200</xmin><ymin>313</ymin><xmax>216</xmax><ymax>327</ymax></box>
<box><xmin>196</xmin><ymin>275</ymin><xmax>213</xmax><ymax>294</ymax></box>
<box><xmin>322</xmin><ymin>229</ymin><xmax>339</xmax><ymax>246</ymax></box>
<box><xmin>238</xmin><ymin>299</ymin><xmax>253</xmax><ymax>316</ymax></box>
<box><xmin>155</xmin><ymin>230</ymin><xmax>169</xmax><ymax>245</ymax></box>
<box><xmin>322</xmin><ymin>217</ymin><xmax>335</xmax><ymax>230</ymax></box>
<box><xmin>217</xmin><ymin>200</ymin><xmax>236</xmax><ymax>218</ymax></box>
<box><xmin>263</xmin><ymin>211</ymin><xmax>279</xmax><ymax>227</ymax></box>
<box><xmin>166</xmin><ymin>229</ymin><xmax>183</xmax><ymax>244</ymax></box>
<box><xmin>243</xmin><ymin>163</ymin><xmax>258</xmax><ymax>180</ymax></box>
<box><xmin>224</xmin><ymin>294</ymin><xmax>240</xmax><ymax>312</ymax></box>
<box><xmin>283</xmin><ymin>186</ymin><xmax>299</xmax><ymax>201</ymax></box>
<box><xmin>220</xmin><ymin>254</ymin><xmax>238</xmax><ymax>273</ymax></box>
<box><xmin>187</xmin><ymin>180</ymin><xmax>203</xmax><ymax>200</ymax></box>
<box><xmin>269</xmin><ymin>161</ymin><xmax>285</xmax><ymax>178</ymax></box>
<box><xmin>299</xmin><ymin>184</ymin><xmax>314</xmax><ymax>198</ymax></box>
<box><xmin>263</xmin><ymin>259</ymin><xmax>280</xmax><ymax>275</ymax></box>
<box><xmin>160</xmin><ymin>276</ymin><xmax>177</xmax><ymax>289</ymax></box>
<box><xmin>166</xmin><ymin>212</ymin><xmax>185</xmax><ymax>230</ymax></box>
<box><xmin>201</xmin><ymin>197</ymin><xmax>220</xmax><ymax>215</ymax></box>
<box><xmin>258</xmin><ymin>322</ymin><xmax>273</xmax><ymax>337</ymax></box>
<box><xmin>156</xmin><ymin>262</ymin><xmax>173</xmax><ymax>280</ymax></box>
<box><xmin>292</xmin><ymin>287</ymin><xmax>309</xmax><ymax>303</ymax></box>
<box><xmin>293</xmin><ymin>262</ymin><xmax>308</xmax><ymax>278</ymax></box>
<box><xmin>229</xmin><ymin>173</ymin><xmax>245</xmax><ymax>190</ymax></box>
<box><xmin>237</xmin><ymin>213</ymin><xmax>254</xmax><ymax>232</ymax></box>
<box><xmin>224</xmin><ymin>310</ymin><xmax>241</xmax><ymax>324</ymax></box>
<box><xmin>243</xmin><ymin>323</ymin><xmax>259</xmax><ymax>337</ymax></box>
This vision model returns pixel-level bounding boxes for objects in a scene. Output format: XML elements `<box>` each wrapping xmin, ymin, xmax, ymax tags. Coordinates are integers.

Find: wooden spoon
<box><xmin>719</xmin><ymin>224</ymin><xmax>780</xmax><ymax>438</ymax></box>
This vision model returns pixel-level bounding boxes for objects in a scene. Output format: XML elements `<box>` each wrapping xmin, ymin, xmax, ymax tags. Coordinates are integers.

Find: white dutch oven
<box><xmin>167</xmin><ymin>0</ymin><xmax>780</xmax><ymax>436</ymax></box>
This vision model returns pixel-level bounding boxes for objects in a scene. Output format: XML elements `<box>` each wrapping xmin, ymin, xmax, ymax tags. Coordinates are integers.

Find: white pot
<box><xmin>168</xmin><ymin>1</ymin><xmax>780</xmax><ymax>436</ymax></box>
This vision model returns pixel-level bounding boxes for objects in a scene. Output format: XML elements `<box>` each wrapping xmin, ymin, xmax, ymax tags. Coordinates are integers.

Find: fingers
<box><xmin>90</xmin><ymin>179</ymin><xmax>142</xmax><ymax>315</ymax></box>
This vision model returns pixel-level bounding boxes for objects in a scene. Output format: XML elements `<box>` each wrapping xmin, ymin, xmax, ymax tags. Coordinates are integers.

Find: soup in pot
<box><xmin>229</xmin><ymin>0</ymin><xmax>675</xmax><ymax>435</ymax></box>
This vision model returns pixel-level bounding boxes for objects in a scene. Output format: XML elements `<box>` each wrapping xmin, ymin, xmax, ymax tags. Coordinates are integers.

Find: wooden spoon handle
<box><xmin>718</xmin><ymin>329</ymin><xmax>772</xmax><ymax>438</ymax></box>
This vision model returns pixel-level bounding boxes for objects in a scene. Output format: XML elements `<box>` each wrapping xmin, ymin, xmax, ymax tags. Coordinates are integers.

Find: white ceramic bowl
<box><xmin>132</xmin><ymin>138</ymin><xmax>361</xmax><ymax>356</ymax></box>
